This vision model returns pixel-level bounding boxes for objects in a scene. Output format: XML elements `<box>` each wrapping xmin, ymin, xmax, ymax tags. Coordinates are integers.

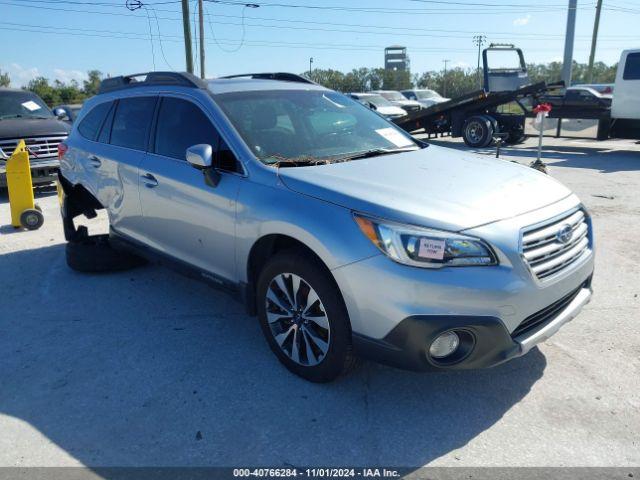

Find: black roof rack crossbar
<box><xmin>218</xmin><ymin>72</ymin><xmax>316</xmax><ymax>85</ymax></box>
<box><xmin>98</xmin><ymin>71</ymin><xmax>208</xmax><ymax>94</ymax></box>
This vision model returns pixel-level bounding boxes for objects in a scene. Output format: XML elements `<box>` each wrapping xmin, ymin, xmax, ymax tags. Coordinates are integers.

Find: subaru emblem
<box><xmin>557</xmin><ymin>224</ymin><xmax>573</xmax><ymax>244</ymax></box>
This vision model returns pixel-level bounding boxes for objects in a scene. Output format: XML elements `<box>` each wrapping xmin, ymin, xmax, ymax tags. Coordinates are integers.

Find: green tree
<box><xmin>0</xmin><ymin>69</ymin><xmax>10</xmax><ymax>87</ymax></box>
<box><xmin>26</xmin><ymin>77</ymin><xmax>61</xmax><ymax>106</ymax></box>
<box><xmin>83</xmin><ymin>69</ymin><xmax>103</xmax><ymax>96</ymax></box>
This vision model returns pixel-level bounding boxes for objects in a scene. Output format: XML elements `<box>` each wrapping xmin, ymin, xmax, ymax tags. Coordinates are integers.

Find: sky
<box><xmin>1</xmin><ymin>0</ymin><xmax>639</xmax><ymax>87</ymax></box>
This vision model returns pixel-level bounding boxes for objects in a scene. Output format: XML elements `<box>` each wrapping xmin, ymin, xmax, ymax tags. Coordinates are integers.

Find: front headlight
<box><xmin>354</xmin><ymin>214</ymin><xmax>497</xmax><ymax>268</ymax></box>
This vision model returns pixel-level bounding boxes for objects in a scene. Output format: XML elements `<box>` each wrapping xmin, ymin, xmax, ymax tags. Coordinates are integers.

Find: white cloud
<box><xmin>450</xmin><ymin>61</ymin><xmax>470</xmax><ymax>69</ymax></box>
<box><xmin>513</xmin><ymin>14</ymin><xmax>532</xmax><ymax>26</ymax></box>
<box><xmin>7</xmin><ymin>63</ymin><xmax>40</xmax><ymax>86</ymax></box>
<box><xmin>52</xmin><ymin>68</ymin><xmax>87</xmax><ymax>84</ymax></box>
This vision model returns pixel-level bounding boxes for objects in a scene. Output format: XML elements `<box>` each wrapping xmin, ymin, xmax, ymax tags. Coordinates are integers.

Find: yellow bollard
<box><xmin>6</xmin><ymin>140</ymin><xmax>44</xmax><ymax>230</ymax></box>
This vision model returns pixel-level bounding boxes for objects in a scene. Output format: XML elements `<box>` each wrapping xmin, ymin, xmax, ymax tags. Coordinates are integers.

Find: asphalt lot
<box><xmin>0</xmin><ymin>135</ymin><xmax>639</xmax><ymax>469</ymax></box>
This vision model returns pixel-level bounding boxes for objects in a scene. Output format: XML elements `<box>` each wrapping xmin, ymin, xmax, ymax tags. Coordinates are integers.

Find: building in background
<box><xmin>385</xmin><ymin>46</ymin><xmax>410</xmax><ymax>71</ymax></box>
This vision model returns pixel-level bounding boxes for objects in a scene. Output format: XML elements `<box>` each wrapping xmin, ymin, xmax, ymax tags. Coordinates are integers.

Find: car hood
<box><xmin>0</xmin><ymin>117</ymin><xmax>70</xmax><ymax>139</ymax></box>
<box><xmin>376</xmin><ymin>105</ymin><xmax>407</xmax><ymax>116</ymax></box>
<box><xmin>394</xmin><ymin>99</ymin><xmax>422</xmax><ymax>108</ymax></box>
<box><xmin>278</xmin><ymin>145</ymin><xmax>572</xmax><ymax>231</ymax></box>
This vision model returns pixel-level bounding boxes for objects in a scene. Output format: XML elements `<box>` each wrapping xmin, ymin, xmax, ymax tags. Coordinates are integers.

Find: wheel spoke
<box><xmin>275</xmin><ymin>274</ymin><xmax>295</xmax><ymax>309</ymax></box>
<box><xmin>266</xmin><ymin>310</ymin><xmax>291</xmax><ymax>325</ymax></box>
<box><xmin>301</xmin><ymin>329</ymin><xmax>316</xmax><ymax>364</ymax></box>
<box><xmin>274</xmin><ymin>325</ymin><xmax>295</xmax><ymax>347</ymax></box>
<box><xmin>305</xmin><ymin>312</ymin><xmax>329</xmax><ymax>330</ymax></box>
<box><xmin>303</xmin><ymin>325</ymin><xmax>329</xmax><ymax>354</ymax></box>
<box><xmin>291</xmin><ymin>327</ymin><xmax>300</xmax><ymax>363</ymax></box>
<box><xmin>302</xmin><ymin>288</ymin><xmax>320</xmax><ymax>316</ymax></box>
<box><xmin>266</xmin><ymin>286</ymin><xmax>291</xmax><ymax>313</ymax></box>
<box><xmin>290</xmin><ymin>275</ymin><xmax>301</xmax><ymax>309</ymax></box>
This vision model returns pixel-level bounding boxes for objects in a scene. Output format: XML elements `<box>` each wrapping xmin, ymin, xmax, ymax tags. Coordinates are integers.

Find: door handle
<box><xmin>88</xmin><ymin>155</ymin><xmax>101</xmax><ymax>168</ymax></box>
<box><xmin>141</xmin><ymin>172</ymin><xmax>159</xmax><ymax>188</ymax></box>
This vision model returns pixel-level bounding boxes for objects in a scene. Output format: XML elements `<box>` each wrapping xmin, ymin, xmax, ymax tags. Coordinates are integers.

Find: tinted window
<box><xmin>110</xmin><ymin>97</ymin><xmax>156</xmax><ymax>150</ymax></box>
<box><xmin>97</xmin><ymin>102</ymin><xmax>116</xmax><ymax>144</ymax></box>
<box><xmin>77</xmin><ymin>101</ymin><xmax>112</xmax><ymax>141</ymax></box>
<box><xmin>623</xmin><ymin>52</ymin><xmax>640</xmax><ymax>80</ymax></box>
<box><xmin>154</xmin><ymin>97</ymin><xmax>218</xmax><ymax>160</ymax></box>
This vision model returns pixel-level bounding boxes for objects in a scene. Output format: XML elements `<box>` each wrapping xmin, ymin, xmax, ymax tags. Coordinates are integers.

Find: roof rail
<box><xmin>218</xmin><ymin>72</ymin><xmax>316</xmax><ymax>85</ymax></box>
<box><xmin>98</xmin><ymin>71</ymin><xmax>208</xmax><ymax>94</ymax></box>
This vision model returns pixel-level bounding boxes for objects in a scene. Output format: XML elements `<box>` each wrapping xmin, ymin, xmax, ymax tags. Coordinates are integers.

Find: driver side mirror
<box><xmin>186</xmin><ymin>144</ymin><xmax>220</xmax><ymax>187</ymax></box>
<box><xmin>368</xmin><ymin>102</ymin><xmax>377</xmax><ymax>111</ymax></box>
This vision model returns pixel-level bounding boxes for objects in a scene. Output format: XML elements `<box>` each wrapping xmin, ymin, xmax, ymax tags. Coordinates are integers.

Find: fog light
<box><xmin>429</xmin><ymin>331</ymin><xmax>460</xmax><ymax>358</ymax></box>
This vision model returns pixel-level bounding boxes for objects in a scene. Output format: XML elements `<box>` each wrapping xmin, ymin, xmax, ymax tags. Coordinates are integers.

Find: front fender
<box><xmin>235</xmin><ymin>180</ymin><xmax>379</xmax><ymax>283</ymax></box>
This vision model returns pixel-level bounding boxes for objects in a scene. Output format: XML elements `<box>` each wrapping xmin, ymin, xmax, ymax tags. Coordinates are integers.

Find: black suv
<box><xmin>0</xmin><ymin>88</ymin><xmax>70</xmax><ymax>188</ymax></box>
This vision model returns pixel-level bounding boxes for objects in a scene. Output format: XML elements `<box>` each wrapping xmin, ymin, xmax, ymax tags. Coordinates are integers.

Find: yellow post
<box><xmin>6</xmin><ymin>140</ymin><xmax>36</xmax><ymax>228</ymax></box>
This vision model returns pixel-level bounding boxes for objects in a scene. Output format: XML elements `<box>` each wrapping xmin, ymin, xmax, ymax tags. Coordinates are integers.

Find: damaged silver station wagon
<box><xmin>58</xmin><ymin>72</ymin><xmax>594</xmax><ymax>382</ymax></box>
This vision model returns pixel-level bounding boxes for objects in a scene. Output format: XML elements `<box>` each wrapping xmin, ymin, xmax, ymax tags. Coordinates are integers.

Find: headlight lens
<box><xmin>354</xmin><ymin>214</ymin><xmax>497</xmax><ymax>268</ymax></box>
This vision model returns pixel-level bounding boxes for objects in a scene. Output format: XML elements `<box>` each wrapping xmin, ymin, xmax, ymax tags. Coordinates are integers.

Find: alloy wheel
<box><xmin>265</xmin><ymin>273</ymin><xmax>331</xmax><ymax>366</ymax></box>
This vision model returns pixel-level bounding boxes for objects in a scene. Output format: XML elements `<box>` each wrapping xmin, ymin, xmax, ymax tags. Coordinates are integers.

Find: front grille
<box><xmin>512</xmin><ymin>281</ymin><xmax>586</xmax><ymax>338</ymax></box>
<box><xmin>0</xmin><ymin>135</ymin><xmax>67</xmax><ymax>164</ymax></box>
<box><xmin>521</xmin><ymin>208</ymin><xmax>591</xmax><ymax>280</ymax></box>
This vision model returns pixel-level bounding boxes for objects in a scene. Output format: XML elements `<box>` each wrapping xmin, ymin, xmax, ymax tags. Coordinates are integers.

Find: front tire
<box><xmin>256</xmin><ymin>250</ymin><xmax>358</xmax><ymax>382</ymax></box>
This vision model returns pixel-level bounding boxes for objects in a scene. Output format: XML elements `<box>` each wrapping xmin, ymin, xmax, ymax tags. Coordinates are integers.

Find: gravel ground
<box><xmin>0</xmin><ymin>135</ymin><xmax>638</xmax><ymax>469</ymax></box>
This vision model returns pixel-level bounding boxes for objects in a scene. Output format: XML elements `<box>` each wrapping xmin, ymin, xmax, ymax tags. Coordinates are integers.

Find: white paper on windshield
<box><xmin>375</xmin><ymin>127</ymin><xmax>414</xmax><ymax>148</ymax></box>
<box><xmin>21</xmin><ymin>101</ymin><xmax>42</xmax><ymax>112</ymax></box>
<box><xmin>418</xmin><ymin>238</ymin><xmax>446</xmax><ymax>260</ymax></box>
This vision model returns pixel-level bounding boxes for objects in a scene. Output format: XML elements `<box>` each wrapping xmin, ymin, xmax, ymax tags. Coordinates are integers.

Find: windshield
<box><xmin>215</xmin><ymin>90</ymin><xmax>418</xmax><ymax>165</ymax></box>
<box><xmin>415</xmin><ymin>90</ymin><xmax>440</xmax><ymax>100</ymax></box>
<box><xmin>0</xmin><ymin>91</ymin><xmax>53</xmax><ymax>120</ymax></box>
<box><xmin>360</xmin><ymin>94</ymin><xmax>394</xmax><ymax>107</ymax></box>
<box><xmin>378</xmin><ymin>91</ymin><xmax>406</xmax><ymax>101</ymax></box>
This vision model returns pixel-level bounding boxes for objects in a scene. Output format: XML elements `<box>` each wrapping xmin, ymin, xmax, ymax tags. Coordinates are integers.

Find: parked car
<box><xmin>371</xmin><ymin>90</ymin><xmax>423</xmax><ymax>113</ymax></box>
<box><xmin>401</xmin><ymin>88</ymin><xmax>450</xmax><ymax>107</ymax></box>
<box><xmin>59</xmin><ymin>71</ymin><xmax>594</xmax><ymax>382</ymax></box>
<box><xmin>538</xmin><ymin>85</ymin><xmax>612</xmax><ymax>116</ymax></box>
<box><xmin>575</xmin><ymin>83</ymin><xmax>614</xmax><ymax>95</ymax></box>
<box><xmin>0</xmin><ymin>88</ymin><xmax>70</xmax><ymax>188</ymax></box>
<box><xmin>53</xmin><ymin>103</ymin><xmax>83</xmax><ymax>123</ymax></box>
<box><xmin>348</xmin><ymin>92</ymin><xmax>407</xmax><ymax>119</ymax></box>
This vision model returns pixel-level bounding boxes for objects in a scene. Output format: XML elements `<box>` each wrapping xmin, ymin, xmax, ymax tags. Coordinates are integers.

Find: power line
<box><xmin>2</xmin><ymin>0</ymin><xmax>638</xmax><ymax>40</ymax></box>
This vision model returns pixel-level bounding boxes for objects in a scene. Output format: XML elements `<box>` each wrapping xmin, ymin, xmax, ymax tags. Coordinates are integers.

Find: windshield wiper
<box><xmin>268</xmin><ymin>155</ymin><xmax>330</xmax><ymax>168</ymax></box>
<box><xmin>334</xmin><ymin>147</ymin><xmax>419</xmax><ymax>162</ymax></box>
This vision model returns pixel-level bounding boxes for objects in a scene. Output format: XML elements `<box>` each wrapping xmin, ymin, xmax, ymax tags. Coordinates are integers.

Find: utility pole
<box><xmin>442</xmin><ymin>59</ymin><xmax>450</xmax><ymax>97</ymax></box>
<box><xmin>587</xmin><ymin>0</ymin><xmax>603</xmax><ymax>83</ymax></box>
<box><xmin>473</xmin><ymin>35</ymin><xmax>486</xmax><ymax>89</ymax></box>
<box><xmin>309</xmin><ymin>57</ymin><xmax>313</xmax><ymax>77</ymax></box>
<box><xmin>561</xmin><ymin>0</ymin><xmax>578</xmax><ymax>87</ymax></box>
<box><xmin>198</xmin><ymin>0</ymin><xmax>205</xmax><ymax>79</ymax></box>
<box><xmin>181</xmin><ymin>0</ymin><xmax>194</xmax><ymax>74</ymax></box>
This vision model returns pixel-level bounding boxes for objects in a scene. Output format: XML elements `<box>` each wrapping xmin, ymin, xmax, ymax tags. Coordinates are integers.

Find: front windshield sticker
<box><xmin>21</xmin><ymin>100</ymin><xmax>42</xmax><ymax>112</ymax></box>
<box><xmin>375</xmin><ymin>127</ymin><xmax>414</xmax><ymax>148</ymax></box>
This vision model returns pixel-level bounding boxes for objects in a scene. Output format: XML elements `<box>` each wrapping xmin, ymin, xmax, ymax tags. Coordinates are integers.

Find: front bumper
<box><xmin>0</xmin><ymin>159</ymin><xmax>59</xmax><ymax>187</ymax></box>
<box><xmin>352</xmin><ymin>278</ymin><xmax>592</xmax><ymax>371</ymax></box>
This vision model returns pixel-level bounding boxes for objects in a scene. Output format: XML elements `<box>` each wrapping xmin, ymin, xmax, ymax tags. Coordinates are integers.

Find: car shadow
<box><xmin>0</xmin><ymin>243</ymin><xmax>546</xmax><ymax>470</ymax></box>
<box><xmin>426</xmin><ymin>138</ymin><xmax>640</xmax><ymax>174</ymax></box>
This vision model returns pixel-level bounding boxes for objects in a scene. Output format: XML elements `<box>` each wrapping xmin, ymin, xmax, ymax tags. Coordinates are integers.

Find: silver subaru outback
<box><xmin>58</xmin><ymin>72</ymin><xmax>594</xmax><ymax>382</ymax></box>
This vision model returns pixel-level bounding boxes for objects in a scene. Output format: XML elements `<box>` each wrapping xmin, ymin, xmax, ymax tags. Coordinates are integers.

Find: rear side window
<box><xmin>623</xmin><ymin>52</ymin><xmax>640</xmax><ymax>80</ymax></box>
<box><xmin>110</xmin><ymin>97</ymin><xmax>156</xmax><ymax>150</ymax></box>
<box><xmin>154</xmin><ymin>97</ymin><xmax>218</xmax><ymax>160</ymax></box>
<box><xmin>77</xmin><ymin>101</ymin><xmax>112</xmax><ymax>141</ymax></box>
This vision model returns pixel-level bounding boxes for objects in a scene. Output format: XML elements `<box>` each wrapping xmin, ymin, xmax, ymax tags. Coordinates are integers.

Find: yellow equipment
<box><xmin>6</xmin><ymin>140</ymin><xmax>44</xmax><ymax>230</ymax></box>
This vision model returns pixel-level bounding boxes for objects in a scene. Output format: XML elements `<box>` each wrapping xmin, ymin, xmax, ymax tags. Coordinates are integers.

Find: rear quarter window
<box><xmin>77</xmin><ymin>101</ymin><xmax>112</xmax><ymax>141</ymax></box>
<box><xmin>110</xmin><ymin>97</ymin><xmax>156</xmax><ymax>151</ymax></box>
<box><xmin>623</xmin><ymin>52</ymin><xmax>640</xmax><ymax>80</ymax></box>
